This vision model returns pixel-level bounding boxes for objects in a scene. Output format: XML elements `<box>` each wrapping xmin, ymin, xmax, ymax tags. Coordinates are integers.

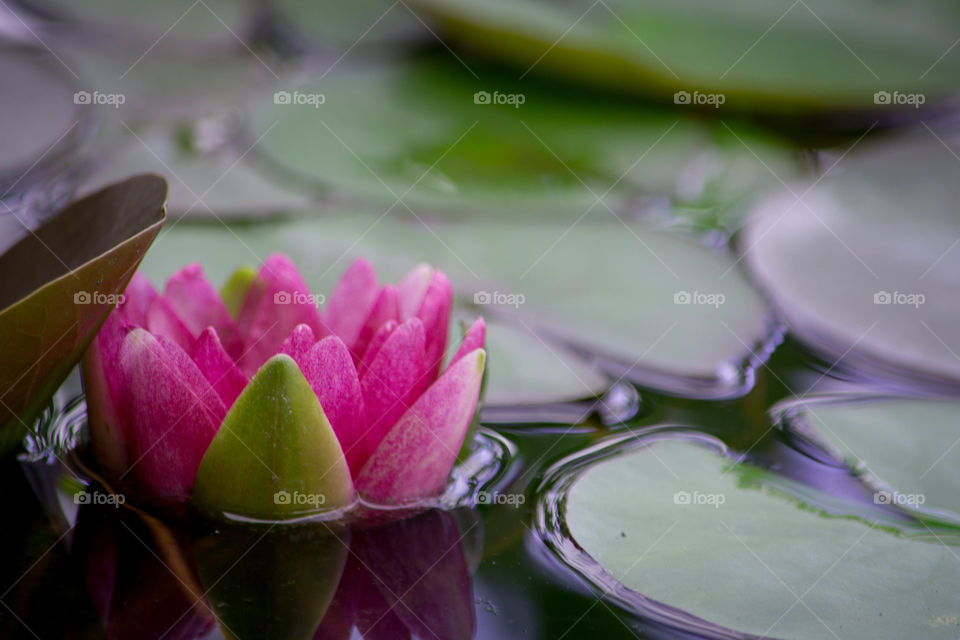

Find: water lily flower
<box><xmin>82</xmin><ymin>254</ymin><xmax>486</xmax><ymax>519</ymax></box>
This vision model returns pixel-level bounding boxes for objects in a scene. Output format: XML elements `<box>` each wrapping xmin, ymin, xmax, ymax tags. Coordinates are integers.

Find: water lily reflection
<box><xmin>74</xmin><ymin>505</ymin><xmax>478</xmax><ymax>640</ymax></box>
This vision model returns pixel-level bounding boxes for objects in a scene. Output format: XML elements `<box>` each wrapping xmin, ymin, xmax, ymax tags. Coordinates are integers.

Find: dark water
<box><xmin>0</xmin><ymin>332</ymin><xmax>925</xmax><ymax>640</ymax></box>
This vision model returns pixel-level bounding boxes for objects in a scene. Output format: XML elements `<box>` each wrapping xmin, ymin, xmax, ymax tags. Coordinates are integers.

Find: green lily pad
<box><xmin>742</xmin><ymin>131</ymin><xmax>960</xmax><ymax>389</ymax></box>
<box><xmin>81</xmin><ymin>126</ymin><xmax>314</xmax><ymax>219</ymax></box>
<box><xmin>60</xmin><ymin>43</ymin><xmax>281</xmax><ymax>123</ymax></box>
<box><xmin>192</xmin><ymin>354</ymin><xmax>355</xmax><ymax>520</ymax></box>
<box><xmin>777</xmin><ymin>396</ymin><xmax>960</xmax><ymax>528</ymax></box>
<box><xmin>0</xmin><ymin>174</ymin><xmax>166</xmax><ymax>457</ymax></box>
<box><xmin>560</xmin><ymin>434</ymin><xmax>960</xmax><ymax>638</ymax></box>
<box><xmin>451</xmin><ymin>315</ymin><xmax>609</xmax><ymax>405</ymax></box>
<box><xmin>140</xmin><ymin>212</ymin><xmax>774</xmax><ymax>400</ymax></box>
<box><xmin>410</xmin><ymin>0</ymin><xmax>960</xmax><ymax>111</ymax></box>
<box><xmin>253</xmin><ymin>57</ymin><xmax>793</xmax><ymax>218</ymax></box>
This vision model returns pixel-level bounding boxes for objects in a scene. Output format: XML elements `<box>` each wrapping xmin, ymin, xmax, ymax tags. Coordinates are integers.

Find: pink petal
<box><xmin>119</xmin><ymin>272</ymin><xmax>158</xmax><ymax>327</ymax></box>
<box><xmin>352</xmin><ymin>285</ymin><xmax>400</xmax><ymax>361</ymax></box>
<box><xmin>416</xmin><ymin>271</ymin><xmax>452</xmax><ymax>384</ymax></box>
<box><xmin>117</xmin><ymin>329</ymin><xmax>225</xmax><ymax>504</ymax></box>
<box><xmin>82</xmin><ymin>312</ymin><xmax>133</xmax><ymax>477</ymax></box>
<box><xmin>192</xmin><ymin>328</ymin><xmax>248</xmax><ymax>409</ymax></box>
<box><xmin>236</xmin><ymin>253</ymin><xmax>325</xmax><ymax>376</ymax></box>
<box><xmin>397</xmin><ymin>263</ymin><xmax>433</xmax><ymax>320</ymax></box>
<box><xmin>164</xmin><ymin>263</ymin><xmax>243</xmax><ymax>361</ymax></box>
<box><xmin>298</xmin><ymin>336</ymin><xmax>367</xmax><ymax>474</ymax></box>
<box><xmin>321</xmin><ymin>258</ymin><xmax>379</xmax><ymax>349</ymax></box>
<box><xmin>449</xmin><ymin>317</ymin><xmax>486</xmax><ymax>368</ymax></box>
<box><xmin>279</xmin><ymin>323</ymin><xmax>317</xmax><ymax>365</ymax></box>
<box><xmin>358</xmin><ymin>320</ymin><xmax>397</xmax><ymax>380</ymax></box>
<box><xmin>146</xmin><ymin>295</ymin><xmax>196</xmax><ymax>354</ymax></box>
<box><xmin>356</xmin><ymin>319</ymin><xmax>426</xmax><ymax>472</ymax></box>
<box><xmin>356</xmin><ymin>348</ymin><xmax>485</xmax><ymax>504</ymax></box>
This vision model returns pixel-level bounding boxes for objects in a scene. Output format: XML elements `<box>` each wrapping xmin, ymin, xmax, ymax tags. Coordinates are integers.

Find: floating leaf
<box><xmin>411</xmin><ymin>0</ymin><xmax>960</xmax><ymax>111</ymax></box>
<box><xmin>0</xmin><ymin>174</ymin><xmax>166</xmax><ymax>456</ymax></box>
<box><xmin>81</xmin><ymin>127</ymin><xmax>314</xmax><ymax>219</ymax></box>
<box><xmin>742</xmin><ymin>131</ymin><xmax>960</xmax><ymax>390</ymax></box>
<box><xmin>560</xmin><ymin>434</ymin><xmax>960</xmax><ymax>638</ymax></box>
<box><xmin>457</xmin><ymin>317</ymin><xmax>608</xmax><ymax>405</ymax></box>
<box><xmin>253</xmin><ymin>58</ymin><xmax>793</xmax><ymax>218</ymax></box>
<box><xmin>778</xmin><ymin>395</ymin><xmax>960</xmax><ymax>527</ymax></box>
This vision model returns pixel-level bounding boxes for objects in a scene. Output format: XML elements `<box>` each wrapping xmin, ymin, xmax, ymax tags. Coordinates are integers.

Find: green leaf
<box><xmin>0</xmin><ymin>174</ymin><xmax>166</xmax><ymax>457</ymax></box>
<box><xmin>778</xmin><ymin>396</ymin><xmax>960</xmax><ymax>528</ymax></box>
<box><xmin>81</xmin><ymin>126</ymin><xmax>314</xmax><ymax>220</ymax></box>
<box><xmin>450</xmin><ymin>314</ymin><xmax>609</xmax><ymax>405</ymax></box>
<box><xmin>562</xmin><ymin>435</ymin><xmax>960</xmax><ymax>638</ymax></box>
<box><xmin>191</xmin><ymin>354</ymin><xmax>355</xmax><ymax>520</ymax></box>
<box><xmin>253</xmin><ymin>58</ymin><xmax>792</xmax><ymax>221</ymax></box>
<box><xmin>410</xmin><ymin>0</ymin><xmax>960</xmax><ymax>111</ymax></box>
<box><xmin>742</xmin><ymin>131</ymin><xmax>960</xmax><ymax>389</ymax></box>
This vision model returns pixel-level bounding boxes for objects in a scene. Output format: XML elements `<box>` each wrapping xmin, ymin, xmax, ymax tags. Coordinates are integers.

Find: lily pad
<box><xmin>140</xmin><ymin>212</ymin><xmax>774</xmax><ymax>400</ymax></box>
<box><xmin>742</xmin><ymin>131</ymin><xmax>960</xmax><ymax>390</ymax></box>
<box><xmin>777</xmin><ymin>395</ymin><xmax>960</xmax><ymax>528</ymax></box>
<box><xmin>450</xmin><ymin>315</ymin><xmax>609</xmax><ymax>406</ymax></box>
<box><xmin>410</xmin><ymin>0</ymin><xmax>960</xmax><ymax>111</ymax></box>
<box><xmin>0</xmin><ymin>174</ymin><xmax>166</xmax><ymax>456</ymax></box>
<box><xmin>81</xmin><ymin>126</ymin><xmax>314</xmax><ymax>219</ymax></box>
<box><xmin>558</xmin><ymin>434</ymin><xmax>960</xmax><ymax>638</ymax></box>
<box><xmin>253</xmin><ymin>57</ymin><xmax>793</xmax><ymax>218</ymax></box>
<box><xmin>59</xmin><ymin>42</ymin><xmax>282</xmax><ymax>123</ymax></box>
